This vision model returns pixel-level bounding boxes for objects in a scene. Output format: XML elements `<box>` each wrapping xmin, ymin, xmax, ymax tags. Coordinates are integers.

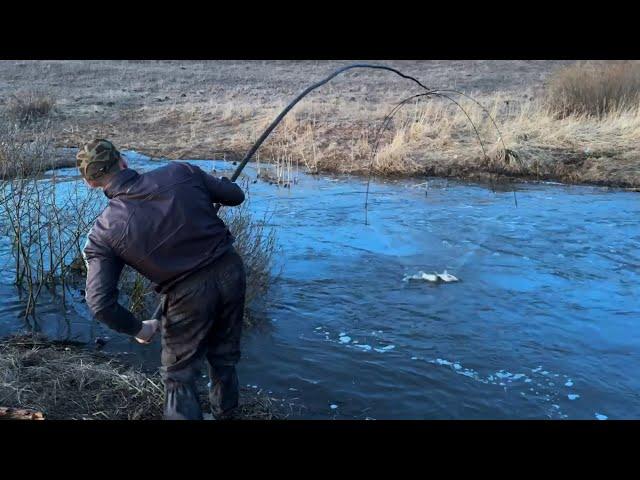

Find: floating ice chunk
<box><xmin>568</xmin><ymin>394</ymin><xmax>580</xmax><ymax>400</ymax></box>
<box><xmin>403</xmin><ymin>270</ymin><xmax>458</xmax><ymax>283</ymax></box>
<box><xmin>453</xmin><ymin>363</ymin><xmax>462</xmax><ymax>370</ymax></box>
<box><xmin>315</xmin><ymin>327</ymin><xmax>322</xmax><ymax>330</ymax></box>
<box><xmin>532</xmin><ymin>366</ymin><xmax>542</xmax><ymax>373</ymax></box>
<box><xmin>541</xmin><ymin>371</ymin><xmax>549</xmax><ymax>375</ymax></box>
<box><xmin>435</xmin><ymin>358</ymin><xmax>453</xmax><ymax>366</ymax></box>
<box><xmin>288</xmin><ymin>387</ymin><xmax>298</xmax><ymax>391</ymax></box>
<box><xmin>595</xmin><ymin>413</ymin><xmax>608</xmax><ymax>420</ymax></box>
<box><xmin>524</xmin><ymin>378</ymin><xmax>532</xmax><ymax>383</ymax></box>
<box><xmin>339</xmin><ymin>336</ymin><xmax>352</xmax><ymax>344</ymax></box>
<box><xmin>330</xmin><ymin>404</ymin><xmax>338</xmax><ymax>410</ymax></box>
<box><xmin>354</xmin><ymin>344</ymin><xmax>372</xmax><ymax>351</ymax></box>
<box><xmin>552</xmin><ymin>404</ymin><xmax>560</xmax><ymax>409</ymax></box>
<box><xmin>512</xmin><ymin>374</ymin><xmax>526</xmax><ymax>380</ymax></box>
<box><xmin>565</xmin><ymin>380</ymin><xmax>574</xmax><ymax>387</ymax></box>
<box><xmin>411</xmin><ymin>356</ymin><xmax>418</xmax><ymax>360</ymax></box>
<box><xmin>374</xmin><ymin>345</ymin><xmax>395</xmax><ymax>353</ymax></box>
<box><xmin>339</xmin><ymin>332</ymin><xmax>346</xmax><ymax>337</ymax></box>
<box><xmin>495</xmin><ymin>372</ymin><xmax>513</xmax><ymax>379</ymax></box>
<box><xmin>460</xmin><ymin>371</ymin><xmax>475</xmax><ymax>378</ymax></box>
<box><xmin>436</xmin><ymin>270</ymin><xmax>459</xmax><ymax>282</ymax></box>
<box><xmin>403</xmin><ymin>271</ymin><xmax>438</xmax><ymax>282</ymax></box>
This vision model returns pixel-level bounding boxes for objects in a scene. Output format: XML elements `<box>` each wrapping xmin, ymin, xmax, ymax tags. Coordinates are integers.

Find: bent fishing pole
<box><xmin>151</xmin><ymin>62</ymin><xmax>508</xmax><ymax>321</ymax></box>
<box><xmin>151</xmin><ymin>63</ymin><xmax>435</xmax><ymax>321</ymax></box>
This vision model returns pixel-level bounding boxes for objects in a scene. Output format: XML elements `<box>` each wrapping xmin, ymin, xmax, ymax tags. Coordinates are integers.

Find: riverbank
<box><xmin>1</xmin><ymin>60</ymin><xmax>637</xmax><ymax>188</ymax></box>
<box><xmin>0</xmin><ymin>334</ymin><xmax>285</xmax><ymax>420</ymax></box>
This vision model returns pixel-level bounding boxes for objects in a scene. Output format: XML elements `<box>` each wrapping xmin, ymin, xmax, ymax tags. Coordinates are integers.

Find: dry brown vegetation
<box><xmin>0</xmin><ymin>334</ymin><xmax>287</xmax><ymax>420</ymax></box>
<box><xmin>0</xmin><ymin>60</ymin><xmax>638</xmax><ymax>186</ymax></box>
<box><xmin>546</xmin><ymin>61</ymin><xmax>640</xmax><ymax>118</ymax></box>
<box><xmin>6</xmin><ymin>90</ymin><xmax>56</xmax><ymax>125</ymax></box>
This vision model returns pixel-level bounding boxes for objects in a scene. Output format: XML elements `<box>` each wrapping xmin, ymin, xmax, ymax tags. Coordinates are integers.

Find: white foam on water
<box><xmin>453</xmin><ymin>363</ymin><xmax>462</xmax><ymax>370</ymax></box>
<box><xmin>595</xmin><ymin>413</ymin><xmax>608</xmax><ymax>420</ymax></box>
<box><xmin>411</xmin><ymin>356</ymin><xmax>418</xmax><ymax>360</ymax></box>
<box><xmin>565</xmin><ymin>380</ymin><xmax>574</xmax><ymax>387</ymax></box>
<box><xmin>339</xmin><ymin>335</ymin><xmax>351</xmax><ymax>344</ymax></box>
<box><xmin>568</xmin><ymin>394</ymin><xmax>580</xmax><ymax>400</ymax></box>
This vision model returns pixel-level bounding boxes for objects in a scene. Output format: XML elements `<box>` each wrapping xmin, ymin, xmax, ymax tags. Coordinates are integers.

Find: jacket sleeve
<box><xmin>192</xmin><ymin>164</ymin><xmax>245</xmax><ymax>206</ymax></box>
<box><xmin>82</xmin><ymin>228</ymin><xmax>142</xmax><ymax>336</ymax></box>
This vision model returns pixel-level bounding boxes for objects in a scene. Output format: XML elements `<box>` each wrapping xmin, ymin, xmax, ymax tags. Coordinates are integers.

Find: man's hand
<box><xmin>135</xmin><ymin>319</ymin><xmax>160</xmax><ymax>344</ymax></box>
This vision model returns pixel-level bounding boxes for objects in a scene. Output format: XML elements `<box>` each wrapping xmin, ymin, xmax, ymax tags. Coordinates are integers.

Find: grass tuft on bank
<box><xmin>0</xmin><ymin>334</ymin><xmax>285</xmax><ymax>420</ymax></box>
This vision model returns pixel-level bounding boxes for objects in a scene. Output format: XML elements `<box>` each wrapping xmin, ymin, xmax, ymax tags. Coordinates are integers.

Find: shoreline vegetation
<box><xmin>0</xmin><ymin>334</ymin><xmax>288</xmax><ymax>420</ymax></box>
<box><xmin>1</xmin><ymin>60</ymin><xmax>637</xmax><ymax>189</ymax></box>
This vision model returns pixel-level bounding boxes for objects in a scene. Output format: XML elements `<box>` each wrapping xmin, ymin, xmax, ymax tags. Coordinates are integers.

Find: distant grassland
<box><xmin>1</xmin><ymin>60</ymin><xmax>638</xmax><ymax>188</ymax></box>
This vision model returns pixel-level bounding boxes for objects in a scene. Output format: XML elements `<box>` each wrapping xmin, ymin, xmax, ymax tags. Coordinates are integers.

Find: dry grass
<box><xmin>6</xmin><ymin>91</ymin><xmax>56</xmax><ymax>125</ymax></box>
<box><xmin>0</xmin><ymin>334</ymin><xmax>286</xmax><ymax>420</ymax></box>
<box><xmin>0</xmin><ymin>60</ymin><xmax>637</xmax><ymax>187</ymax></box>
<box><xmin>546</xmin><ymin>61</ymin><xmax>640</xmax><ymax>118</ymax></box>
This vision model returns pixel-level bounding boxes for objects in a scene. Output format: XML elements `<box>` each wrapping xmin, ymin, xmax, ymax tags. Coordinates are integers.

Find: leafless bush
<box><xmin>6</xmin><ymin>91</ymin><xmax>56</xmax><ymax>125</ymax></box>
<box><xmin>0</xmin><ymin>122</ymin><xmax>104</xmax><ymax>317</ymax></box>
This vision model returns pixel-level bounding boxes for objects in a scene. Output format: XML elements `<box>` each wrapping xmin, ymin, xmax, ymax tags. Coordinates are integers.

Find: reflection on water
<box><xmin>1</xmin><ymin>151</ymin><xmax>638</xmax><ymax>419</ymax></box>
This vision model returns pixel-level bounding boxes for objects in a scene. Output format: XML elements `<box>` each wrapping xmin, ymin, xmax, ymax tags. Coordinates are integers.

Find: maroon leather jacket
<box><xmin>82</xmin><ymin>162</ymin><xmax>245</xmax><ymax>336</ymax></box>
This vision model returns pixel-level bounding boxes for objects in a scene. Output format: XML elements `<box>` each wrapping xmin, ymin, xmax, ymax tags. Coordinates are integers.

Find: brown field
<box><xmin>1</xmin><ymin>60</ymin><xmax>638</xmax><ymax>188</ymax></box>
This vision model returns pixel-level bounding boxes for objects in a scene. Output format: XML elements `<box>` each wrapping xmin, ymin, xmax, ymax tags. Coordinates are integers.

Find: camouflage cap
<box><xmin>76</xmin><ymin>139</ymin><xmax>121</xmax><ymax>180</ymax></box>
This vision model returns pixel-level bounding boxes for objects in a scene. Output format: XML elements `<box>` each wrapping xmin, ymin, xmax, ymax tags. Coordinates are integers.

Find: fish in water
<box><xmin>403</xmin><ymin>270</ymin><xmax>459</xmax><ymax>283</ymax></box>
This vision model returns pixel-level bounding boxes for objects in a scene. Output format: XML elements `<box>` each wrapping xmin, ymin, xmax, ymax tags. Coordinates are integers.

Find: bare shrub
<box><xmin>546</xmin><ymin>61</ymin><xmax>640</xmax><ymax>118</ymax></box>
<box><xmin>7</xmin><ymin>91</ymin><xmax>56</xmax><ymax>125</ymax></box>
<box><xmin>0</xmin><ymin>122</ymin><xmax>104</xmax><ymax>317</ymax></box>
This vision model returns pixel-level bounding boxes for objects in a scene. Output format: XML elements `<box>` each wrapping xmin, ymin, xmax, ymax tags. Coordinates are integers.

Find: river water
<box><xmin>1</xmin><ymin>152</ymin><xmax>638</xmax><ymax>420</ymax></box>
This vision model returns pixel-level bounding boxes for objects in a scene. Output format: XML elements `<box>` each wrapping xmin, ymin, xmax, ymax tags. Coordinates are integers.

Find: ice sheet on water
<box><xmin>568</xmin><ymin>394</ymin><xmax>580</xmax><ymax>400</ymax></box>
<box><xmin>595</xmin><ymin>413</ymin><xmax>608</xmax><ymax>420</ymax></box>
<box><xmin>339</xmin><ymin>335</ymin><xmax>351</xmax><ymax>344</ymax></box>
